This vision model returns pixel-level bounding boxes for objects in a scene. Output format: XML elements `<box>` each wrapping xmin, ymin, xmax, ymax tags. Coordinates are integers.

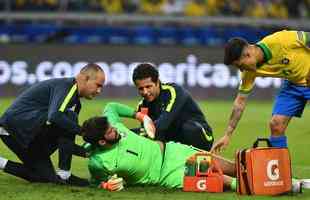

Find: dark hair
<box><xmin>224</xmin><ymin>37</ymin><xmax>248</xmax><ymax>65</ymax></box>
<box><xmin>132</xmin><ymin>63</ymin><xmax>159</xmax><ymax>84</ymax></box>
<box><xmin>81</xmin><ymin>116</ymin><xmax>109</xmax><ymax>144</ymax></box>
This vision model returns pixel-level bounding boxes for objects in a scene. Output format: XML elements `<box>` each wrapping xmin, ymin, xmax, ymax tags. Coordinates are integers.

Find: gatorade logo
<box><xmin>196</xmin><ymin>179</ymin><xmax>207</xmax><ymax>190</ymax></box>
<box><xmin>267</xmin><ymin>160</ymin><xmax>280</xmax><ymax>181</ymax></box>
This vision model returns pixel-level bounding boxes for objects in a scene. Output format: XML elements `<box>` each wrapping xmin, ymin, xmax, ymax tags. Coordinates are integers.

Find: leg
<box><xmin>47</xmin><ymin>111</ymin><xmax>89</xmax><ymax>186</ymax></box>
<box><xmin>0</xmin><ymin>134</ymin><xmax>58</xmax><ymax>183</ymax></box>
<box><xmin>25</xmin><ymin>131</ymin><xmax>61</xmax><ymax>183</ymax></box>
<box><xmin>46</xmin><ymin>111</ymin><xmax>81</xmax><ymax>170</ymax></box>
<box><xmin>209</xmin><ymin>154</ymin><xmax>238</xmax><ymax>191</ymax></box>
<box><xmin>211</xmin><ymin>153</ymin><xmax>235</xmax><ymax>177</ymax></box>
<box><xmin>179</xmin><ymin>120</ymin><xmax>214</xmax><ymax>151</ymax></box>
<box><xmin>269</xmin><ymin>115</ymin><xmax>291</xmax><ymax>136</ymax></box>
<box><xmin>271</xmin><ymin>80</ymin><xmax>306</xmax><ymax>147</ymax></box>
<box><xmin>0</xmin><ymin>134</ymin><xmax>39</xmax><ymax>182</ymax></box>
<box><xmin>223</xmin><ymin>175</ymin><xmax>236</xmax><ymax>191</ymax></box>
<box><xmin>57</xmin><ymin>135</ymin><xmax>75</xmax><ymax>171</ymax></box>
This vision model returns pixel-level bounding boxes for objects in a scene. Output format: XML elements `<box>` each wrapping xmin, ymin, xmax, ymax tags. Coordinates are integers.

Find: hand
<box><xmin>307</xmin><ymin>74</ymin><xmax>310</xmax><ymax>87</ymax></box>
<box><xmin>135</xmin><ymin>112</ymin><xmax>156</xmax><ymax>139</ymax></box>
<box><xmin>210</xmin><ymin>134</ymin><xmax>231</xmax><ymax>154</ymax></box>
<box><xmin>100</xmin><ymin>174</ymin><xmax>124</xmax><ymax>191</ymax></box>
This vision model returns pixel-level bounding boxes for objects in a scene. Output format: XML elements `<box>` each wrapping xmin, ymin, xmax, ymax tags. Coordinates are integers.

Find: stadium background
<box><xmin>0</xmin><ymin>1</ymin><xmax>310</xmax><ymax>200</ymax></box>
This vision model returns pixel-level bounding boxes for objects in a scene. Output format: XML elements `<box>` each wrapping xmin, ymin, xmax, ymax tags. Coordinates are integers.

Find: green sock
<box><xmin>230</xmin><ymin>178</ymin><xmax>237</xmax><ymax>191</ymax></box>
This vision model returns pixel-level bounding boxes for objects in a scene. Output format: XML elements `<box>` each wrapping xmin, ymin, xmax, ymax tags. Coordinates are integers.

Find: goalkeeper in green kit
<box><xmin>81</xmin><ymin>102</ymin><xmax>237</xmax><ymax>191</ymax></box>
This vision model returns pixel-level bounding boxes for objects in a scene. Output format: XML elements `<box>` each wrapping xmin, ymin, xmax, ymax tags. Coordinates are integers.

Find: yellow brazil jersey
<box><xmin>239</xmin><ymin>30</ymin><xmax>310</xmax><ymax>94</ymax></box>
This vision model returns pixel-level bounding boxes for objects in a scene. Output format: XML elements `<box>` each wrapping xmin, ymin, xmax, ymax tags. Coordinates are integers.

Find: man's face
<box><xmin>134</xmin><ymin>77</ymin><xmax>160</xmax><ymax>102</ymax></box>
<box><xmin>232</xmin><ymin>46</ymin><xmax>258</xmax><ymax>72</ymax></box>
<box><xmin>103</xmin><ymin>126</ymin><xmax>121</xmax><ymax>145</ymax></box>
<box><xmin>83</xmin><ymin>71</ymin><xmax>105</xmax><ymax>100</ymax></box>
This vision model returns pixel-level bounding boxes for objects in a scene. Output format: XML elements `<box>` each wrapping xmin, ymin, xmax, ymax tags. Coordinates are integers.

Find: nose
<box><xmin>141</xmin><ymin>87</ymin><xmax>148</xmax><ymax>95</ymax></box>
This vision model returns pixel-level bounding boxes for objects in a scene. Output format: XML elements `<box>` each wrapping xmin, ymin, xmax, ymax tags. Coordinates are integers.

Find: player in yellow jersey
<box><xmin>211</xmin><ymin>30</ymin><xmax>310</xmax><ymax>152</ymax></box>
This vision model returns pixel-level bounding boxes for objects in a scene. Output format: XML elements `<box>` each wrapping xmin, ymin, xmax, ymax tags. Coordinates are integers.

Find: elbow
<box><xmin>106</xmin><ymin>102</ymin><xmax>117</xmax><ymax>109</ymax></box>
<box><xmin>103</xmin><ymin>102</ymin><xmax>117</xmax><ymax>112</ymax></box>
<box><xmin>48</xmin><ymin>111</ymin><xmax>62</xmax><ymax>124</ymax></box>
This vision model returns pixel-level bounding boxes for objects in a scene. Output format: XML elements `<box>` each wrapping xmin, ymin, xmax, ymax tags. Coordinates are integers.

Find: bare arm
<box><xmin>224</xmin><ymin>93</ymin><xmax>248</xmax><ymax>137</ymax></box>
<box><xmin>211</xmin><ymin>93</ymin><xmax>248</xmax><ymax>153</ymax></box>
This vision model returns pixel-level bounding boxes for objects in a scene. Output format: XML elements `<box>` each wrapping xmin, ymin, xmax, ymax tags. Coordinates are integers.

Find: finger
<box><xmin>115</xmin><ymin>185</ymin><xmax>124</xmax><ymax>191</ymax></box>
<box><xmin>108</xmin><ymin>178</ymin><xmax>123</xmax><ymax>184</ymax></box>
<box><xmin>110</xmin><ymin>184</ymin><xmax>121</xmax><ymax>191</ymax></box>
<box><xmin>210</xmin><ymin>143</ymin><xmax>219</xmax><ymax>153</ymax></box>
<box><xmin>213</xmin><ymin>148</ymin><xmax>220</xmax><ymax>155</ymax></box>
<box><xmin>213</xmin><ymin>145</ymin><xmax>222</xmax><ymax>155</ymax></box>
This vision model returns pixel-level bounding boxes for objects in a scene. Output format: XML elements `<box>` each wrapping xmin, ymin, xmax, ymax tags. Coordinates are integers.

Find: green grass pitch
<box><xmin>0</xmin><ymin>97</ymin><xmax>309</xmax><ymax>200</ymax></box>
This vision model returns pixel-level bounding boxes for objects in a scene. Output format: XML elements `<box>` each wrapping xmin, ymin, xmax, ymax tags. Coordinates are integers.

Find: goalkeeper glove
<box><xmin>135</xmin><ymin>112</ymin><xmax>156</xmax><ymax>139</ymax></box>
<box><xmin>100</xmin><ymin>174</ymin><xmax>124</xmax><ymax>192</ymax></box>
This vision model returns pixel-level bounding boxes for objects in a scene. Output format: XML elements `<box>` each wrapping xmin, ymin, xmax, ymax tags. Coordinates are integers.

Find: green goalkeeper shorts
<box><xmin>159</xmin><ymin>142</ymin><xmax>199</xmax><ymax>188</ymax></box>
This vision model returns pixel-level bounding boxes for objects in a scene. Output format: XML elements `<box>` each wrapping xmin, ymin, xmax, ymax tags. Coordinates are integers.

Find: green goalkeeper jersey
<box><xmin>88</xmin><ymin>102</ymin><xmax>163</xmax><ymax>186</ymax></box>
<box><xmin>88</xmin><ymin>102</ymin><xmax>198</xmax><ymax>188</ymax></box>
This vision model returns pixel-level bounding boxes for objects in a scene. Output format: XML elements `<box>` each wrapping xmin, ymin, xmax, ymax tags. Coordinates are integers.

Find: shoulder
<box><xmin>162</xmin><ymin>83</ymin><xmax>188</xmax><ymax>99</ymax></box>
<box><xmin>53</xmin><ymin>78</ymin><xmax>77</xmax><ymax>93</ymax></box>
<box><xmin>160</xmin><ymin>83</ymin><xmax>177</xmax><ymax>98</ymax></box>
<box><xmin>259</xmin><ymin>30</ymin><xmax>297</xmax><ymax>46</ymax></box>
<box><xmin>161</xmin><ymin>83</ymin><xmax>183</xmax><ymax>93</ymax></box>
<box><xmin>41</xmin><ymin>78</ymin><xmax>75</xmax><ymax>88</ymax></box>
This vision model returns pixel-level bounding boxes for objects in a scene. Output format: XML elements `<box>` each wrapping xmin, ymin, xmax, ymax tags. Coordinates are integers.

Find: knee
<box><xmin>181</xmin><ymin>121</ymin><xmax>213</xmax><ymax>150</ymax></box>
<box><xmin>269</xmin><ymin>117</ymin><xmax>286</xmax><ymax>135</ymax></box>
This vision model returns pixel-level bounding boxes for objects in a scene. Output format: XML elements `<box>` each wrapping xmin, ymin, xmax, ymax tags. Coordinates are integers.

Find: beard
<box><xmin>105</xmin><ymin>134</ymin><xmax>121</xmax><ymax>145</ymax></box>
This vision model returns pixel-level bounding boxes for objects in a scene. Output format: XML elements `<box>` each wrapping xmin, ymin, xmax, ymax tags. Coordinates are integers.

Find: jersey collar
<box><xmin>256</xmin><ymin>42</ymin><xmax>272</xmax><ymax>68</ymax></box>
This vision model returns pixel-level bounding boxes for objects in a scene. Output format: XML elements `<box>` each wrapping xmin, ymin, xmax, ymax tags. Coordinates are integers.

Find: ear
<box><xmin>98</xmin><ymin>139</ymin><xmax>106</xmax><ymax>146</ymax></box>
<box><xmin>155</xmin><ymin>79</ymin><xmax>160</xmax><ymax>86</ymax></box>
<box><xmin>85</xmin><ymin>74</ymin><xmax>90</xmax><ymax>82</ymax></box>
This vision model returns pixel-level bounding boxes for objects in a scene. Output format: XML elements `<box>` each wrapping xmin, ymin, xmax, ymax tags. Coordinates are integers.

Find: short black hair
<box><xmin>132</xmin><ymin>63</ymin><xmax>159</xmax><ymax>84</ymax></box>
<box><xmin>81</xmin><ymin>116</ymin><xmax>109</xmax><ymax>145</ymax></box>
<box><xmin>224</xmin><ymin>37</ymin><xmax>248</xmax><ymax>65</ymax></box>
<box><xmin>80</xmin><ymin>63</ymin><xmax>104</xmax><ymax>79</ymax></box>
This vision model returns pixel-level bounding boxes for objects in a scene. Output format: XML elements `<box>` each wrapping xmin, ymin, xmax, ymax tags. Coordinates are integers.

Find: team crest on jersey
<box><xmin>69</xmin><ymin>104</ymin><xmax>76</xmax><ymax>111</ymax></box>
<box><xmin>281</xmin><ymin>58</ymin><xmax>290</xmax><ymax>65</ymax></box>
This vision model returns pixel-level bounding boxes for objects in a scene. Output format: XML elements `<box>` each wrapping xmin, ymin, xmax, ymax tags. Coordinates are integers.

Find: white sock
<box><xmin>292</xmin><ymin>178</ymin><xmax>302</xmax><ymax>193</ymax></box>
<box><xmin>0</xmin><ymin>127</ymin><xmax>9</xmax><ymax>136</ymax></box>
<box><xmin>0</xmin><ymin>157</ymin><xmax>8</xmax><ymax>169</ymax></box>
<box><xmin>57</xmin><ymin>169</ymin><xmax>71</xmax><ymax>180</ymax></box>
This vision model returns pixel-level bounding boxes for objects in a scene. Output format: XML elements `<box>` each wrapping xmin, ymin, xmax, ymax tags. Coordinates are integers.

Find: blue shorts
<box><xmin>272</xmin><ymin>80</ymin><xmax>310</xmax><ymax>117</ymax></box>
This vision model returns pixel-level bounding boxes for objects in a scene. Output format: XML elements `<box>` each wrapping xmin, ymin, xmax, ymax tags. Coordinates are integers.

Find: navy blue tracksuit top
<box><xmin>0</xmin><ymin>78</ymin><xmax>81</xmax><ymax>148</ymax></box>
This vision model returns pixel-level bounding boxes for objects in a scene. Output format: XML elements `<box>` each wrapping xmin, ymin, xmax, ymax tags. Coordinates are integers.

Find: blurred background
<box><xmin>1</xmin><ymin>2</ymin><xmax>310</xmax><ymax>198</ymax></box>
<box><xmin>0</xmin><ymin>0</ymin><xmax>309</xmax><ymax>99</ymax></box>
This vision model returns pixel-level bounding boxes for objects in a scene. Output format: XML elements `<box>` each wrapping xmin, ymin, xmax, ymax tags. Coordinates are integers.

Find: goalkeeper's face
<box><xmin>102</xmin><ymin>126</ymin><xmax>121</xmax><ymax>145</ymax></box>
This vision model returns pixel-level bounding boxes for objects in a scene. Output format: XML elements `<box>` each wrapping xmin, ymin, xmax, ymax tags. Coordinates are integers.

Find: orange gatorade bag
<box><xmin>183</xmin><ymin>153</ymin><xmax>223</xmax><ymax>193</ymax></box>
<box><xmin>236</xmin><ymin>138</ymin><xmax>292</xmax><ymax>195</ymax></box>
